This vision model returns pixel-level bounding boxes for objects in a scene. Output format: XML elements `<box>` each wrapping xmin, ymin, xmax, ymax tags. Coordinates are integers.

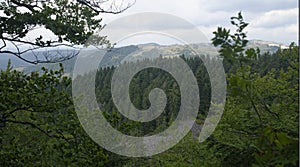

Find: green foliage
<box><xmin>0</xmin><ymin>0</ymin><xmax>133</xmax><ymax>63</ymax></box>
<box><xmin>210</xmin><ymin>12</ymin><xmax>299</xmax><ymax>166</ymax></box>
<box><xmin>0</xmin><ymin>0</ymin><xmax>106</xmax><ymax>46</ymax></box>
<box><xmin>212</xmin><ymin>12</ymin><xmax>260</xmax><ymax>67</ymax></box>
<box><xmin>0</xmin><ymin>64</ymin><xmax>108</xmax><ymax>166</ymax></box>
<box><xmin>253</xmin><ymin>127</ymin><xmax>298</xmax><ymax>166</ymax></box>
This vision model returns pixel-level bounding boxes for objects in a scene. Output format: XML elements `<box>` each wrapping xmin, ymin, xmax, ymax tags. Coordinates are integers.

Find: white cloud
<box><xmin>248</xmin><ymin>24</ymin><xmax>298</xmax><ymax>44</ymax></box>
<box><xmin>251</xmin><ymin>8</ymin><xmax>298</xmax><ymax>28</ymax></box>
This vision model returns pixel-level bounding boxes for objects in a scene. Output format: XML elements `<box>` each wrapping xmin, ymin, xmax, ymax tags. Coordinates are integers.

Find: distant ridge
<box><xmin>1</xmin><ymin>40</ymin><xmax>287</xmax><ymax>72</ymax></box>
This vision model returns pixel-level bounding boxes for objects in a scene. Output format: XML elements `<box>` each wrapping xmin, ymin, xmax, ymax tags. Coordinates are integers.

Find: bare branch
<box><xmin>0</xmin><ymin>38</ymin><xmax>80</xmax><ymax>64</ymax></box>
<box><xmin>0</xmin><ymin>39</ymin><xmax>6</xmax><ymax>50</ymax></box>
<box><xmin>0</xmin><ymin>50</ymin><xmax>38</xmax><ymax>64</ymax></box>
<box><xmin>1</xmin><ymin>36</ymin><xmax>70</xmax><ymax>48</ymax></box>
<box><xmin>77</xmin><ymin>0</ymin><xmax>135</xmax><ymax>14</ymax></box>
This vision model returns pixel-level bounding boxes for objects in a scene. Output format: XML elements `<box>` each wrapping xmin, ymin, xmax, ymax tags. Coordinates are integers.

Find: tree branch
<box><xmin>246</xmin><ymin>85</ymin><xmax>263</xmax><ymax>124</ymax></box>
<box><xmin>0</xmin><ymin>39</ymin><xmax>6</xmax><ymax>50</ymax></box>
<box><xmin>225</xmin><ymin>129</ymin><xmax>258</xmax><ymax>137</ymax></box>
<box><xmin>10</xmin><ymin>0</ymin><xmax>42</xmax><ymax>12</ymax></box>
<box><xmin>261</xmin><ymin>99</ymin><xmax>279</xmax><ymax>119</ymax></box>
<box><xmin>5</xmin><ymin>119</ymin><xmax>73</xmax><ymax>142</ymax></box>
<box><xmin>77</xmin><ymin>0</ymin><xmax>135</xmax><ymax>14</ymax></box>
<box><xmin>4</xmin><ymin>106</ymin><xmax>32</xmax><ymax>119</ymax></box>
<box><xmin>0</xmin><ymin>41</ymin><xmax>79</xmax><ymax>64</ymax></box>
<box><xmin>1</xmin><ymin>0</ymin><xmax>133</xmax><ymax>64</ymax></box>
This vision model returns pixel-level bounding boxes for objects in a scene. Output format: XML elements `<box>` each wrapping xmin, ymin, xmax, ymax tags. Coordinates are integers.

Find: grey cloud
<box><xmin>105</xmin><ymin>12</ymin><xmax>193</xmax><ymax>30</ymax></box>
<box><xmin>202</xmin><ymin>0</ymin><xmax>297</xmax><ymax>13</ymax></box>
<box><xmin>101</xmin><ymin>0</ymin><xmax>298</xmax><ymax>45</ymax></box>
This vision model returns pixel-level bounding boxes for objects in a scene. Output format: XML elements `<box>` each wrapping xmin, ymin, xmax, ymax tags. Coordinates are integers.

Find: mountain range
<box><xmin>0</xmin><ymin>40</ymin><xmax>288</xmax><ymax>74</ymax></box>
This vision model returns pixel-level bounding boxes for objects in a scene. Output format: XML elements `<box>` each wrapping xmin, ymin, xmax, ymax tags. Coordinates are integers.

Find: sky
<box><xmin>1</xmin><ymin>0</ymin><xmax>298</xmax><ymax>49</ymax></box>
<box><xmin>99</xmin><ymin>0</ymin><xmax>298</xmax><ymax>45</ymax></box>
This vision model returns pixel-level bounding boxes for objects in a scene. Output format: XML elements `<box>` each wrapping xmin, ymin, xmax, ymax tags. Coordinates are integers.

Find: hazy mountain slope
<box><xmin>2</xmin><ymin>40</ymin><xmax>287</xmax><ymax>74</ymax></box>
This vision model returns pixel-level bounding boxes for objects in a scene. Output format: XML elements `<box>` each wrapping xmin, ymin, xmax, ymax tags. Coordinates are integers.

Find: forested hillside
<box><xmin>1</xmin><ymin>44</ymin><xmax>298</xmax><ymax>166</ymax></box>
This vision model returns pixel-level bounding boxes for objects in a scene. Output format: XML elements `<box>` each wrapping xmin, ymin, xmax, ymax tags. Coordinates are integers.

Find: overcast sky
<box><xmin>100</xmin><ymin>0</ymin><xmax>298</xmax><ymax>45</ymax></box>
